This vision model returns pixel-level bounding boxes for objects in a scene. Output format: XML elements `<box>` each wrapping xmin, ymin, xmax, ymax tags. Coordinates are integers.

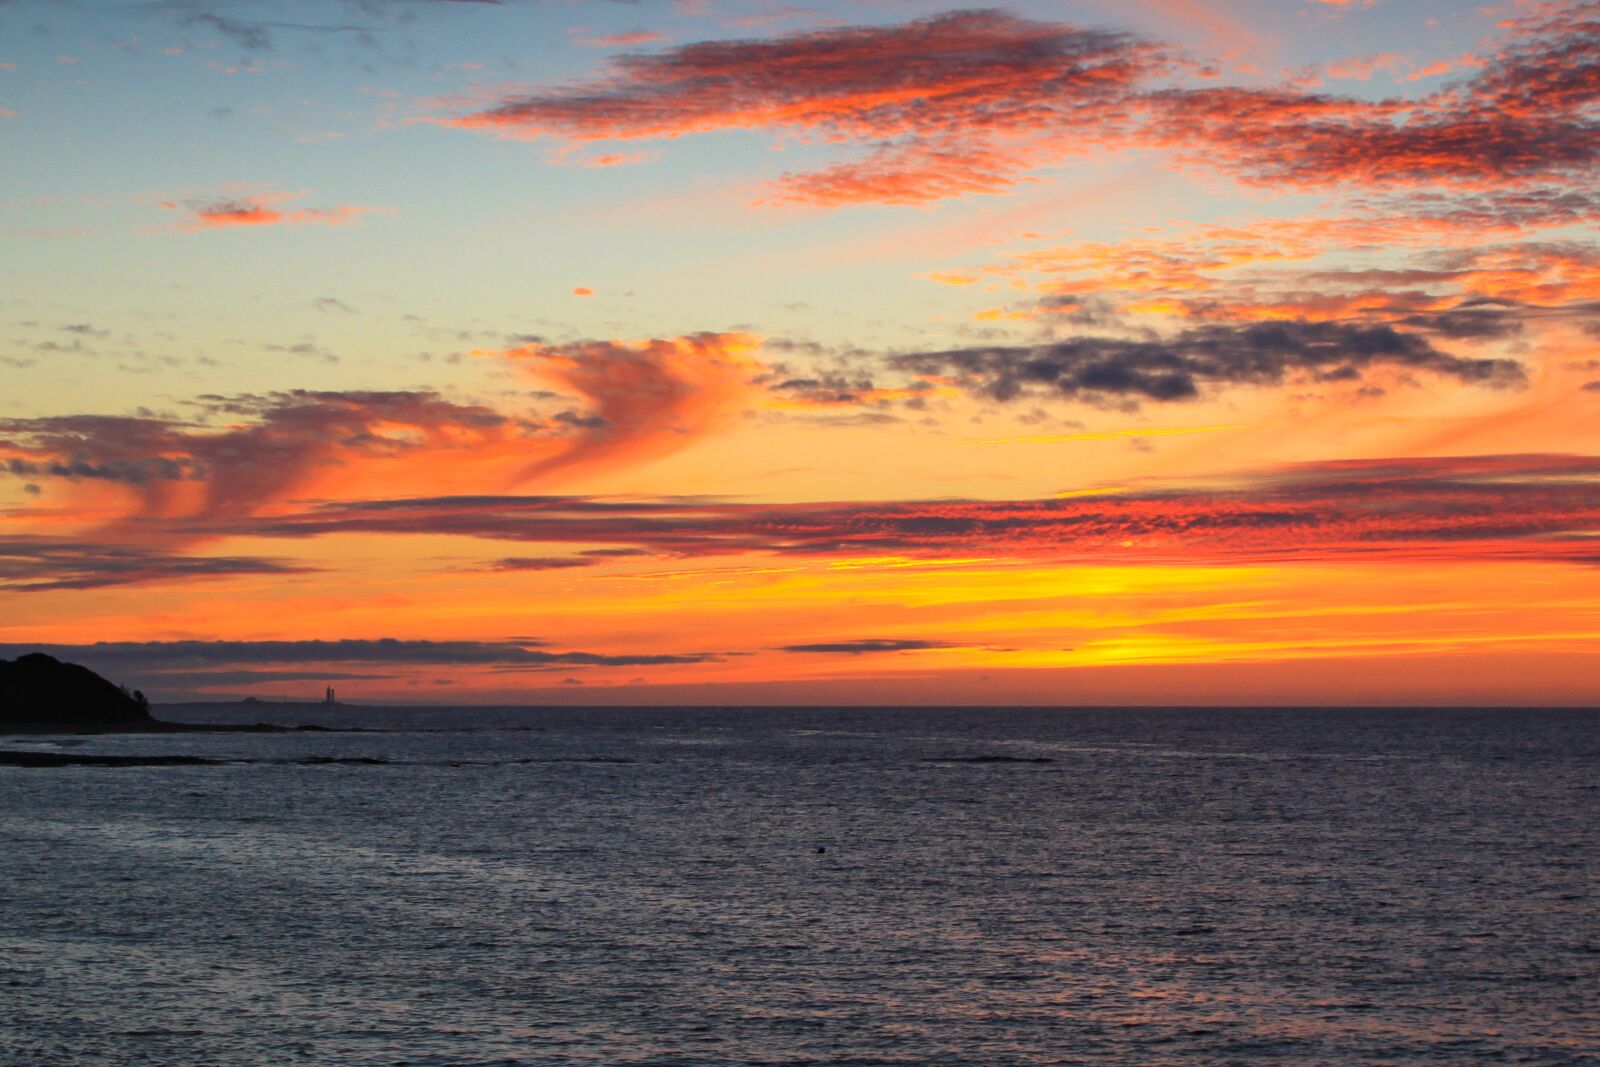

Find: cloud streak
<box><xmin>780</xmin><ymin>639</ymin><xmax>952</xmax><ymax>654</ymax></box>
<box><xmin>446</xmin><ymin>10</ymin><xmax>1160</xmax><ymax>205</ymax></box>
<box><xmin>191</xmin><ymin>454</ymin><xmax>1600</xmax><ymax>570</ymax></box>
<box><xmin>0</xmin><ymin>638</ymin><xmax>720</xmax><ymax>669</ymax></box>
<box><xmin>449</xmin><ymin>11</ymin><xmax>1153</xmax><ymax>142</ymax></box>
<box><xmin>0</xmin><ymin>536</ymin><xmax>306</xmax><ymax>592</ymax></box>
<box><xmin>160</xmin><ymin>192</ymin><xmax>380</xmax><ymax>231</ymax></box>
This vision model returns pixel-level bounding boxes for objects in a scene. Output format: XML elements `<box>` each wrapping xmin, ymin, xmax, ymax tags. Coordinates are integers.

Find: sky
<box><xmin>1</xmin><ymin>0</ymin><xmax>1598</xmax><ymax>705</ymax></box>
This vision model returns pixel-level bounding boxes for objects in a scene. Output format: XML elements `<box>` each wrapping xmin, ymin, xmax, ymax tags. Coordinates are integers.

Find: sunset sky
<box><xmin>2</xmin><ymin>0</ymin><xmax>1598</xmax><ymax>704</ymax></box>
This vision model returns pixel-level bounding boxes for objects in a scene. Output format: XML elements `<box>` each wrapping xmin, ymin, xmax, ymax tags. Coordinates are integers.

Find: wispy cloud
<box><xmin>780</xmin><ymin>639</ymin><xmax>952</xmax><ymax>654</ymax></box>
<box><xmin>478</xmin><ymin>332</ymin><xmax>762</xmax><ymax>483</ymax></box>
<box><xmin>575</xmin><ymin>30</ymin><xmax>666</xmax><ymax>48</ymax></box>
<box><xmin>159</xmin><ymin>190</ymin><xmax>383</xmax><ymax>231</ymax></box>
<box><xmin>0</xmin><ymin>536</ymin><xmax>306</xmax><ymax>592</ymax></box>
<box><xmin>0</xmin><ymin>638</ymin><xmax>721</xmax><ymax>669</ymax></box>
<box><xmin>445</xmin><ymin>10</ymin><xmax>1160</xmax><ymax>205</ymax></box>
<box><xmin>193</xmin><ymin>454</ymin><xmax>1600</xmax><ymax>570</ymax></box>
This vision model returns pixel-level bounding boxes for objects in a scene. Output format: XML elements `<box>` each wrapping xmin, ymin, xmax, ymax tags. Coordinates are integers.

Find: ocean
<box><xmin>2</xmin><ymin>705</ymin><xmax>1597</xmax><ymax>1066</ymax></box>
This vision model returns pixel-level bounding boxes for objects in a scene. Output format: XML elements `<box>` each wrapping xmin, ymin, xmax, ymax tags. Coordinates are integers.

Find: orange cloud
<box><xmin>576</xmin><ymin>150</ymin><xmax>655</xmax><ymax>168</ymax></box>
<box><xmin>438</xmin><ymin>5</ymin><xmax>1599</xmax><ymax>206</ymax></box>
<box><xmin>478</xmin><ymin>332</ymin><xmax>763</xmax><ymax>483</ymax></box>
<box><xmin>764</xmin><ymin>142</ymin><xmax>1040</xmax><ymax>208</ymax></box>
<box><xmin>1151</xmin><ymin>85</ymin><xmax>1595</xmax><ymax>190</ymax></box>
<box><xmin>448</xmin><ymin>12</ymin><xmax>1157</xmax><ymax>143</ymax></box>
<box><xmin>159</xmin><ymin>191</ymin><xmax>381</xmax><ymax>231</ymax></box>
<box><xmin>925</xmin><ymin>195</ymin><xmax>1600</xmax><ymax>342</ymax></box>
<box><xmin>577</xmin><ymin>30</ymin><xmax>666</xmax><ymax>48</ymax></box>
<box><xmin>1406</xmin><ymin>54</ymin><xmax>1482</xmax><ymax>82</ymax></box>
<box><xmin>1322</xmin><ymin>52</ymin><xmax>1406</xmax><ymax>81</ymax></box>
<box><xmin>446</xmin><ymin>10</ymin><xmax>1160</xmax><ymax>206</ymax></box>
<box><xmin>1156</xmin><ymin>5</ymin><xmax>1600</xmax><ymax>190</ymax></box>
<box><xmin>4</xmin><ymin>334</ymin><xmax>780</xmax><ymax>537</ymax></box>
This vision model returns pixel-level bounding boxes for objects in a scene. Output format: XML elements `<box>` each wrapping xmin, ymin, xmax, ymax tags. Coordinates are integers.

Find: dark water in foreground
<box><xmin>2</xmin><ymin>706</ymin><xmax>1597</xmax><ymax>1066</ymax></box>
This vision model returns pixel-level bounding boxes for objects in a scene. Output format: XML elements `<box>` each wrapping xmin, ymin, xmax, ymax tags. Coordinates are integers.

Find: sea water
<box><xmin>2</xmin><ymin>706</ymin><xmax>1597</xmax><ymax>1066</ymax></box>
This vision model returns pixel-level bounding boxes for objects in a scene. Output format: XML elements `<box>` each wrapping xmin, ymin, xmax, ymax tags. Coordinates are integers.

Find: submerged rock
<box><xmin>922</xmin><ymin>755</ymin><xmax>1056</xmax><ymax>764</ymax></box>
<box><xmin>0</xmin><ymin>751</ymin><xmax>223</xmax><ymax>767</ymax></box>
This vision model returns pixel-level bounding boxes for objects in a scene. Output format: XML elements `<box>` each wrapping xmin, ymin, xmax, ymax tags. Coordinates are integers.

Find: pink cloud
<box><xmin>445</xmin><ymin>10</ymin><xmax>1160</xmax><ymax>205</ymax></box>
<box><xmin>159</xmin><ymin>191</ymin><xmax>382</xmax><ymax>231</ymax></box>
<box><xmin>439</xmin><ymin>6</ymin><xmax>1599</xmax><ymax>206</ymax></box>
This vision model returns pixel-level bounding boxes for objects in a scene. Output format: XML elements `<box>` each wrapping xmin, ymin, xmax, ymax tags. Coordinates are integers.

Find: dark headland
<box><xmin>1</xmin><ymin>652</ymin><xmax>158</xmax><ymax>733</ymax></box>
<box><xmin>0</xmin><ymin>652</ymin><xmax>335</xmax><ymax>740</ymax></box>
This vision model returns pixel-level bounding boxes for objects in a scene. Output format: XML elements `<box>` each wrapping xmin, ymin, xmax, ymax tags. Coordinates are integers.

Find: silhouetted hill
<box><xmin>0</xmin><ymin>654</ymin><xmax>355</xmax><ymax>737</ymax></box>
<box><xmin>0</xmin><ymin>652</ymin><xmax>155</xmax><ymax>732</ymax></box>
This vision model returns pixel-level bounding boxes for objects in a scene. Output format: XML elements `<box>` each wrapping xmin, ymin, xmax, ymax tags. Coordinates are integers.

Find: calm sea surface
<box><xmin>2</xmin><ymin>706</ymin><xmax>1597</xmax><ymax>1066</ymax></box>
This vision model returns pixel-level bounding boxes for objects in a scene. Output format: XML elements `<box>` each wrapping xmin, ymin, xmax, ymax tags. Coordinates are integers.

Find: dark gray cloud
<box><xmin>136</xmin><ymin>668</ymin><xmax>387</xmax><ymax>687</ymax></box>
<box><xmin>0</xmin><ymin>635</ymin><xmax>721</xmax><ymax>702</ymax></box>
<box><xmin>1365</xmin><ymin>188</ymin><xmax>1600</xmax><ymax>233</ymax></box>
<box><xmin>263</xmin><ymin>340</ymin><xmax>337</xmax><ymax>363</ymax></box>
<box><xmin>780</xmin><ymin>639</ymin><xmax>952</xmax><ymax>654</ymax></box>
<box><xmin>0</xmin><ymin>390</ymin><xmax>511</xmax><ymax>521</ymax></box>
<box><xmin>1396</xmin><ymin>303</ymin><xmax>1527</xmax><ymax>341</ymax></box>
<box><xmin>184</xmin><ymin>12</ymin><xmax>278</xmax><ymax>50</ymax></box>
<box><xmin>891</xmin><ymin>320</ymin><xmax>1525</xmax><ymax>405</ymax></box>
<box><xmin>0</xmin><ymin>638</ymin><xmax>724</xmax><ymax>671</ymax></box>
<box><xmin>487</xmin><ymin>556</ymin><xmax>600</xmax><ymax>571</ymax></box>
<box><xmin>136</xmin><ymin>0</ymin><xmax>510</xmax><ymax>65</ymax></box>
<box><xmin>0</xmin><ymin>537</ymin><xmax>306</xmax><ymax>592</ymax></box>
<box><xmin>769</xmin><ymin>374</ymin><xmax>878</xmax><ymax>405</ymax></box>
<box><xmin>1</xmin><ymin>415</ymin><xmax>195</xmax><ymax>484</ymax></box>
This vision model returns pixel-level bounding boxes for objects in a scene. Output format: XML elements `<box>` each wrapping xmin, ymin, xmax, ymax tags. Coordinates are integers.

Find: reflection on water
<box><xmin>2</xmin><ymin>706</ymin><xmax>1597</xmax><ymax>1065</ymax></box>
